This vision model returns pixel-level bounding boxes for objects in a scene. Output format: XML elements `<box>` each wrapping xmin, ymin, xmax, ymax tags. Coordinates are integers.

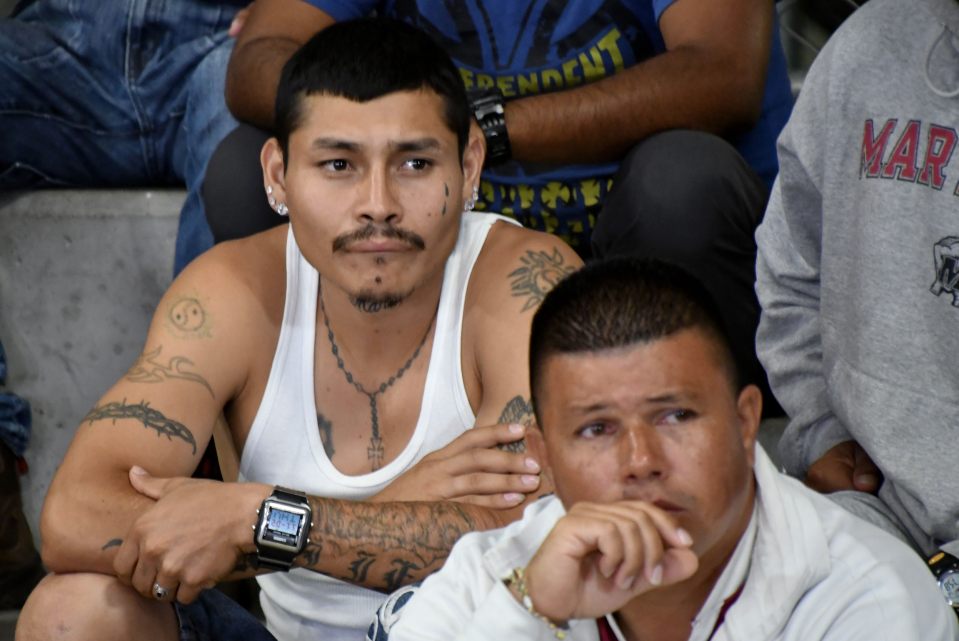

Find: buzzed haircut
<box><xmin>528</xmin><ymin>258</ymin><xmax>741</xmax><ymax>419</ymax></box>
<box><xmin>274</xmin><ymin>18</ymin><xmax>470</xmax><ymax>167</ymax></box>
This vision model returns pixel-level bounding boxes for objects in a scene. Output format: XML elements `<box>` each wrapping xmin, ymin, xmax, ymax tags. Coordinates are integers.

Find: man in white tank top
<box><xmin>19</xmin><ymin>19</ymin><xmax>583</xmax><ymax>641</ymax></box>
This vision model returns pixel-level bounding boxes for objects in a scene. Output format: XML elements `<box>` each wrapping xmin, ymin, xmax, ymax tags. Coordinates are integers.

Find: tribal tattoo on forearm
<box><xmin>300</xmin><ymin>497</ymin><xmax>480</xmax><ymax>592</ymax></box>
<box><xmin>83</xmin><ymin>400</ymin><xmax>197</xmax><ymax>454</ymax></box>
<box><xmin>509</xmin><ymin>248</ymin><xmax>577</xmax><ymax>312</ymax></box>
<box><xmin>496</xmin><ymin>396</ymin><xmax>535</xmax><ymax>453</ymax></box>
<box><xmin>125</xmin><ymin>346</ymin><xmax>214</xmax><ymax>398</ymax></box>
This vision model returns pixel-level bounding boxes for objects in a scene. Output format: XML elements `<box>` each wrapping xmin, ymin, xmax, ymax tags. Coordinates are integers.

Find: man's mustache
<box><xmin>331</xmin><ymin>224</ymin><xmax>426</xmax><ymax>252</ymax></box>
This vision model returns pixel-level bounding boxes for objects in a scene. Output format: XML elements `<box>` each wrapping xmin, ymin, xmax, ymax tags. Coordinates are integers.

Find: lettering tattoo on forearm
<box><xmin>83</xmin><ymin>400</ymin><xmax>197</xmax><ymax>455</ymax></box>
<box><xmin>496</xmin><ymin>396</ymin><xmax>535</xmax><ymax>453</ymax></box>
<box><xmin>302</xmin><ymin>497</ymin><xmax>478</xmax><ymax>592</ymax></box>
<box><xmin>101</xmin><ymin>539</ymin><xmax>123</xmax><ymax>551</ymax></box>
<box><xmin>126</xmin><ymin>346</ymin><xmax>214</xmax><ymax>398</ymax></box>
<box><xmin>165</xmin><ymin>291</ymin><xmax>213</xmax><ymax>340</ymax></box>
<box><xmin>509</xmin><ymin>248</ymin><xmax>577</xmax><ymax>312</ymax></box>
<box><xmin>317</xmin><ymin>413</ymin><xmax>335</xmax><ymax>460</ymax></box>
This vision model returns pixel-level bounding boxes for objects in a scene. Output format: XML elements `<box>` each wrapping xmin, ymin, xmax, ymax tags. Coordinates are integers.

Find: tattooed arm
<box><xmin>455</xmin><ymin>222</ymin><xmax>583</xmax><ymax>519</ymax></box>
<box><xmin>39</xmin><ymin>238</ymin><xmax>281</xmax><ymax>575</ymax></box>
<box><xmin>294</xmin><ymin>496</ymin><xmax>495</xmax><ymax>591</ymax></box>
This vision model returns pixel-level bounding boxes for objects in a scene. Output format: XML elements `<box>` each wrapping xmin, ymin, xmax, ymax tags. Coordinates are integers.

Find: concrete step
<box><xmin>0</xmin><ymin>188</ymin><xmax>183</xmax><ymax>551</ymax></box>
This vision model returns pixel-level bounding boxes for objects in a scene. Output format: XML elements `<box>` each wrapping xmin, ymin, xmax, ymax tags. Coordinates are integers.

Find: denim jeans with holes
<box><xmin>0</xmin><ymin>0</ymin><xmax>244</xmax><ymax>274</ymax></box>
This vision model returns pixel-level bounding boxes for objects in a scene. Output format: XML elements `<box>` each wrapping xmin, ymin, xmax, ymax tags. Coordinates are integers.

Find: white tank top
<box><xmin>239</xmin><ymin>211</ymin><xmax>518</xmax><ymax>641</ymax></box>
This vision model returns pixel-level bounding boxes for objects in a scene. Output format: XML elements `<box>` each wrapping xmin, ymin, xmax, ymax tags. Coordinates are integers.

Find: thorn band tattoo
<box><xmin>126</xmin><ymin>346</ymin><xmax>214</xmax><ymax>398</ymax></box>
<box><xmin>509</xmin><ymin>248</ymin><xmax>577</xmax><ymax>312</ymax></box>
<box><xmin>319</xmin><ymin>279</ymin><xmax>434</xmax><ymax>471</ymax></box>
<box><xmin>497</xmin><ymin>396</ymin><xmax>534</xmax><ymax>453</ymax></box>
<box><xmin>83</xmin><ymin>400</ymin><xmax>197</xmax><ymax>454</ymax></box>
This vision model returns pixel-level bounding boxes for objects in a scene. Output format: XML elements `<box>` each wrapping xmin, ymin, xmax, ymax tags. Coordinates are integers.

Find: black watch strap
<box><xmin>254</xmin><ymin>487</ymin><xmax>311</xmax><ymax>572</ymax></box>
<box><xmin>468</xmin><ymin>87</ymin><xmax>512</xmax><ymax>168</ymax></box>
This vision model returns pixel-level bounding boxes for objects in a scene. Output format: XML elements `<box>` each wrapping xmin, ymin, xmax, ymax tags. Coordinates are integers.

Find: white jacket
<box><xmin>387</xmin><ymin>447</ymin><xmax>958</xmax><ymax>640</ymax></box>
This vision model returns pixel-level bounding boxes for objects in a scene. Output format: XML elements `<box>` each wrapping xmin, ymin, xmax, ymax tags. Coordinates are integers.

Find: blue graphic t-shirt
<box><xmin>302</xmin><ymin>0</ymin><xmax>793</xmax><ymax>254</ymax></box>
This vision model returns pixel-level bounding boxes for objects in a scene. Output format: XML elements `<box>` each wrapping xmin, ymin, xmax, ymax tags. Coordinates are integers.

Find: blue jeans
<box><xmin>0</xmin><ymin>0</ymin><xmax>241</xmax><ymax>274</ymax></box>
<box><xmin>175</xmin><ymin>588</ymin><xmax>276</xmax><ymax>641</ymax></box>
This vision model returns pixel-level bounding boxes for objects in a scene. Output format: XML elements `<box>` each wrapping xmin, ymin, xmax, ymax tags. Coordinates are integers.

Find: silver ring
<box><xmin>153</xmin><ymin>582</ymin><xmax>172</xmax><ymax>600</ymax></box>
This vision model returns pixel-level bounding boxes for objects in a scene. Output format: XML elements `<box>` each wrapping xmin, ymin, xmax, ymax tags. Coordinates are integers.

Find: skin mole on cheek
<box><xmin>375</xmin><ymin>276</ymin><xmax>382</xmax><ymax>284</ymax></box>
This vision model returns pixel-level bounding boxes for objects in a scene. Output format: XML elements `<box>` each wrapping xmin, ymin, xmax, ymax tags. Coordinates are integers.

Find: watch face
<box><xmin>939</xmin><ymin>569</ymin><xmax>959</xmax><ymax>606</ymax></box>
<box><xmin>258</xmin><ymin>503</ymin><xmax>308</xmax><ymax>551</ymax></box>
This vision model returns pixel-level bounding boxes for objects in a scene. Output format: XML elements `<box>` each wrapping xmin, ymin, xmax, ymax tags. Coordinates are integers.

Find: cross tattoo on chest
<box><xmin>319</xmin><ymin>280</ymin><xmax>435</xmax><ymax>471</ymax></box>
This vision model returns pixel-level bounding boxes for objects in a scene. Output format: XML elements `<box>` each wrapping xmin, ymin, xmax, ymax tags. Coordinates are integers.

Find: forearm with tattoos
<box><xmin>291</xmin><ymin>497</ymin><xmax>497</xmax><ymax>592</ymax></box>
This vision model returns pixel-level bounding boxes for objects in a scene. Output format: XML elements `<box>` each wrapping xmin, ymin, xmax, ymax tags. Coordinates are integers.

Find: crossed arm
<box><xmin>226</xmin><ymin>0</ymin><xmax>772</xmax><ymax>163</ymax></box>
<box><xmin>41</xmin><ymin>226</ymin><xmax>581</xmax><ymax>602</ymax></box>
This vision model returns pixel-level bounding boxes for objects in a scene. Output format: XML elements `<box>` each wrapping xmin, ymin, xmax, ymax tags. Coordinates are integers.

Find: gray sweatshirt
<box><xmin>756</xmin><ymin>0</ymin><xmax>959</xmax><ymax>556</ymax></box>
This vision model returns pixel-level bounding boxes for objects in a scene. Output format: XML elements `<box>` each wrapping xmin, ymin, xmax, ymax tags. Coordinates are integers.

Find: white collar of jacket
<box><xmin>481</xmin><ymin>446</ymin><xmax>832</xmax><ymax>639</ymax></box>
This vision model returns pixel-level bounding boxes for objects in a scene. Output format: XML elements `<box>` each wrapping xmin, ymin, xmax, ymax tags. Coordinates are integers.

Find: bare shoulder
<box><xmin>468</xmin><ymin>220</ymin><xmax>584</xmax><ymax>316</ymax></box>
<box><xmin>164</xmin><ymin>225</ymin><xmax>288</xmax><ymax>334</ymax></box>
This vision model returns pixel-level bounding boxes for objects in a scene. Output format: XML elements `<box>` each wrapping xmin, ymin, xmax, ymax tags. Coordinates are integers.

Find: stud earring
<box><xmin>277</xmin><ymin>203</ymin><xmax>289</xmax><ymax>216</ymax></box>
<box><xmin>266</xmin><ymin>186</ymin><xmax>273</xmax><ymax>195</ymax></box>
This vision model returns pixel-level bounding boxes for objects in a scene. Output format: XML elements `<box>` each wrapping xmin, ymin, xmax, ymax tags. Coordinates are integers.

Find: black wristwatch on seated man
<box><xmin>928</xmin><ymin>551</ymin><xmax>959</xmax><ymax>615</ymax></box>
<box><xmin>253</xmin><ymin>487</ymin><xmax>313</xmax><ymax>571</ymax></box>
<box><xmin>467</xmin><ymin>87</ymin><xmax>512</xmax><ymax>168</ymax></box>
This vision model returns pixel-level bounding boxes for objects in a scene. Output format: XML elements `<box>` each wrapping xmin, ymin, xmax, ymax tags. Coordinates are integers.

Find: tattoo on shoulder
<box><xmin>508</xmin><ymin>248</ymin><xmax>577</xmax><ymax>312</ymax></box>
<box><xmin>165</xmin><ymin>290</ymin><xmax>213</xmax><ymax>340</ymax></box>
<box><xmin>102</xmin><ymin>539</ymin><xmax>123</xmax><ymax>551</ymax></box>
<box><xmin>497</xmin><ymin>396</ymin><xmax>534</xmax><ymax>453</ymax></box>
<box><xmin>83</xmin><ymin>400</ymin><xmax>197</xmax><ymax>454</ymax></box>
<box><xmin>126</xmin><ymin>346</ymin><xmax>214</xmax><ymax>398</ymax></box>
<box><xmin>317</xmin><ymin>412</ymin><xmax>335</xmax><ymax>460</ymax></box>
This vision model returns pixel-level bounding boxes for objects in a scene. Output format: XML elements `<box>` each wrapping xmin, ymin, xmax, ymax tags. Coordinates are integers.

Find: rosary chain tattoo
<box><xmin>319</xmin><ymin>279</ymin><xmax>435</xmax><ymax>471</ymax></box>
<box><xmin>83</xmin><ymin>400</ymin><xmax>197</xmax><ymax>455</ymax></box>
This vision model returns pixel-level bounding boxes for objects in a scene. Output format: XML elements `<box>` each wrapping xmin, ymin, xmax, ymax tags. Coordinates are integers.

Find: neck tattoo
<box><xmin>319</xmin><ymin>280</ymin><xmax>435</xmax><ymax>471</ymax></box>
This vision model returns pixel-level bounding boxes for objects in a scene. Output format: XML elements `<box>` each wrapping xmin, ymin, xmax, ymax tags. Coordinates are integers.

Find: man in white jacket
<box><xmin>382</xmin><ymin>258</ymin><xmax>957</xmax><ymax>641</ymax></box>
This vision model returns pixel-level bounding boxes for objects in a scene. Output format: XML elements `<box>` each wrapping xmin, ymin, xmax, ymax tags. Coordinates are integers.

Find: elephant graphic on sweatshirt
<box><xmin>930</xmin><ymin>236</ymin><xmax>959</xmax><ymax>307</ymax></box>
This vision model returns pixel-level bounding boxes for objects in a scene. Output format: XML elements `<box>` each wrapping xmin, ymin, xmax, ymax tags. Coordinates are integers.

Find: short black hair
<box><xmin>274</xmin><ymin>18</ymin><xmax>470</xmax><ymax>167</ymax></box>
<box><xmin>529</xmin><ymin>258</ymin><xmax>741</xmax><ymax>420</ymax></box>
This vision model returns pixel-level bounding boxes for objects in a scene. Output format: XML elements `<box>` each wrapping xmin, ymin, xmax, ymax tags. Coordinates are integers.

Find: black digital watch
<box><xmin>928</xmin><ymin>551</ymin><xmax>959</xmax><ymax>616</ymax></box>
<box><xmin>467</xmin><ymin>87</ymin><xmax>512</xmax><ymax>168</ymax></box>
<box><xmin>253</xmin><ymin>487</ymin><xmax>313</xmax><ymax>572</ymax></box>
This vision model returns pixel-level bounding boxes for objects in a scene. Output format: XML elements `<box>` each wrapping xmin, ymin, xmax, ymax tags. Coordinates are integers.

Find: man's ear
<box><xmin>524</xmin><ymin>424</ymin><xmax>554</xmax><ymax>489</ymax></box>
<box><xmin>261</xmin><ymin>138</ymin><xmax>288</xmax><ymax>210</ymax></box>
<box><xmin>460</xmin><ymin>121</ymin><xmax>486</xmax><ymax>205</ymax></box>
<box><xmin>736</xmin><ymin>384</ymin><xmax>763</xmax><ymax>467</ymax></box>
